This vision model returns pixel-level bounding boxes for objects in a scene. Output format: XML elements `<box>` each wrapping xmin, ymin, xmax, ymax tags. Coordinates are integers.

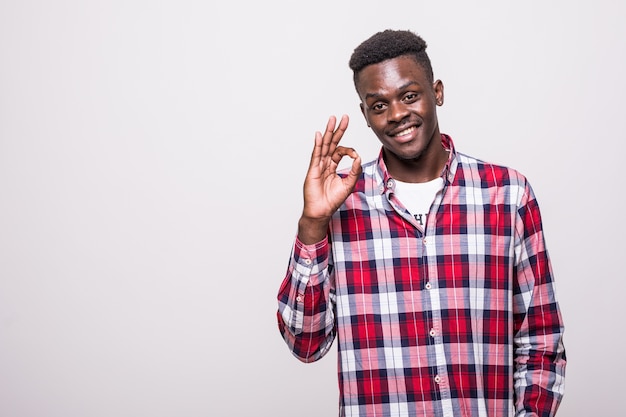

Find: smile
<box><xmin>393</xmin><ymin>126</ymin><xmax>416</xmax><ymax>137</ymax></box>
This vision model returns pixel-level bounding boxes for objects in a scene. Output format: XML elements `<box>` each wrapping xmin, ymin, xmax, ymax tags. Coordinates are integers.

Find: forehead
<box><xmin>355</xmin><ymin>55</ymin><xmax>431</xmax><ymax>98</ymax></box>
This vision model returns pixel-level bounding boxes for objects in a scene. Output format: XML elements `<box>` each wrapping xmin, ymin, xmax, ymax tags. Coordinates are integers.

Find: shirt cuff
<box><xmin>292</xmin><ymin>235</ymin><xmax>330</xmax><ymax>285</ymax></box>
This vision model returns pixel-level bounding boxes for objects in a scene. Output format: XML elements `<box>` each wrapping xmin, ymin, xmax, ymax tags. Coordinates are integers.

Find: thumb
<box><xmin>343</xmin><ymin>153</ymin><xmax>362</xmax><ymax>187</ymax></box>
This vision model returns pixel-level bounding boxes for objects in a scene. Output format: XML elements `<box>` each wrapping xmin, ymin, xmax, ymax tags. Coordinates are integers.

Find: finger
<box><xmin>339</xmin><ymin>149</ymin><xmax>362</xmax><ymax>192</ymax></box>
<box><xmin>327</xmin><ymin>114</ymin><xmax>349</xmax><ymax>156</ymax></box>
<box><xmin>331</xmin><ymin>146</ymin><xmax>358</xmax><ymax>164</ymax></box>
<box><xmin>307</xmin><ymin>130</ymin><xmax>324</xmax><ymax>172</ymax></box>
<box><xmin>329</xmin><ymin>146</ymin><xmax>361</xmax><ymax>191</ymax></box>
<box><xmin>346</xmin><ymin>152</ymin><xmax>363</xmax><ymax>180</ymax></box>
<box><xmin>319</xmin><ymin>115</ymin><xmax>337</xmax><ymax>160</ymax></box>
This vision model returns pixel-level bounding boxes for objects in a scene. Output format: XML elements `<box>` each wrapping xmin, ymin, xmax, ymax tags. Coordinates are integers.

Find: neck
<box><xmin>385</xmin><ymin>141</ymin><xmax>449</xmax><ymax>183</ymax></box>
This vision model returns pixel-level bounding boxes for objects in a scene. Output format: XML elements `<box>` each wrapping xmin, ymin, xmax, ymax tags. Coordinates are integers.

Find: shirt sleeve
<box><xmin>512</xmin><ymin>182</ymin><xmax>567</xmax><ymax>416</ymax></box>
<box><xmin>276</xmin><ymin>235</ymin><xmax>337</xmax><ymax>363</ymax></box>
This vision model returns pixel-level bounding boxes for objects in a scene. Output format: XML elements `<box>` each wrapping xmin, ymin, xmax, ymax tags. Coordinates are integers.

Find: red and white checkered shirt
<box><xmin>277</xmin><ymin>134</ymin><xmax>566</xmax><ymax>417</ymax></box>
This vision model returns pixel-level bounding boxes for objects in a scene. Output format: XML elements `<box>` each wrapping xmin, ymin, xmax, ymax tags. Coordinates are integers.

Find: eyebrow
<box><xmin>364</xmin><ymin>81</ymin><xmax>421</xmax><ymax>101</ymax></box>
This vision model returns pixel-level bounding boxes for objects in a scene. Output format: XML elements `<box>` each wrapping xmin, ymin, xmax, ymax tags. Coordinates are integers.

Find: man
<box><xmin>276</xmin><ymin>29</ymin><xmax>566</xmax><ymax>417</ymax></box>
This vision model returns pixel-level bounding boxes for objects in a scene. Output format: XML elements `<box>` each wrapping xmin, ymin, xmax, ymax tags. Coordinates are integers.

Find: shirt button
<box><xmin>434</xmin><ymin>375</ymin><xmax>442</xmax><ymax>384</ymax></box>
<box><xmin>304</xmin><ymin>259</ymin><xmax>312</xmax><ymax>265</ymax></box>
<box><xmin>425</xmin><ymin>282</ymin><xmax>432</xmax><ymax>290</ymax></box>
<box><xmin>429</xmin><ymin>329</ymin><xmax>436</xmax><ymax>337</ymax></box>
<box><xmin>296</xmin><ymin>294</ymin><xmax>304</xmax><ymax>302</ymax></box>
<box><xmin>422</xmin><ymin>238</ymin><xmax>427</xmax><ymax>245</ymax></box>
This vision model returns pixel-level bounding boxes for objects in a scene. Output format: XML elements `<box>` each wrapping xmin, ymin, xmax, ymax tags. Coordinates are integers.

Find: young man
<box><xmin>277</xmin><ymin>29</ymin><xmax>566</xmax><ymax>417</ymax></box>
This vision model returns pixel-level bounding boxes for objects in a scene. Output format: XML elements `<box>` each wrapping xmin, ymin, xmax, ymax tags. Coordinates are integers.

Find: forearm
<box><xmin>276</xmin><ymin>237</ymin><xmax>336</xmax><ymax>362</ymax></box>
<box><xmin>277</xmin><ymin>282</ymin><xmax>336</xmax><ymax>363</ymax></box>
<box><xmin>513</xmin><ymin>188</ymin><xmax>566</xmax><ymax>416</ymax></box>
<box><xmin>513</xmin><ymin>319</ymin><xmax>566</xmax><ymax>416</ymax></box>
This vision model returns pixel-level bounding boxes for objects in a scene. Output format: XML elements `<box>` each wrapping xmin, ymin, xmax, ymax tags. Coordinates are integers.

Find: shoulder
<box><xmin>454</xmin><ymin>152</ymin><xmax>529</xmax><ymax>189</ymax></box>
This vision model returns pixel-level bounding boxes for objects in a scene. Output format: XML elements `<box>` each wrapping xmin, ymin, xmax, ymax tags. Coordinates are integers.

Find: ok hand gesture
<box><xmin>298</xmin><ymin>115</ymin><xmax>362</xmax><ymax>244</ymax></box>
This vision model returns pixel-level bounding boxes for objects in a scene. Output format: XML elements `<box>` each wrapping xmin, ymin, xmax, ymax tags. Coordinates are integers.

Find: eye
<box><xmin>403</xmin><ymin>92</ymin><xmax>419</xmax><ymax>103</ymax></box>
<box><xmin>370</xmin><ymin>102</ymin><xmax>387</xmax><ymax>113</ymax></box>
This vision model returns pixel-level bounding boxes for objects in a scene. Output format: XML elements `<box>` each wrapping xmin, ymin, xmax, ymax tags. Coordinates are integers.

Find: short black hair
<box><xmin>349</xmin><ymin>29</ymin><xmax>434</xmax><ymax>85</ymax></box>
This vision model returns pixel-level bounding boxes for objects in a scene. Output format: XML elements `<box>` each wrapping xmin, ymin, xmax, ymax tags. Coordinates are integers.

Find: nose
<box><xmin>387</xmin><ymin>100</ymin><xmax>409</xmax><ymax>123</ymax></box>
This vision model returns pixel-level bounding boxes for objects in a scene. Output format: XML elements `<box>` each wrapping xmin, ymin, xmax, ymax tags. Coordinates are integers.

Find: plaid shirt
<box><xmin>277</xmin><ymin>135</ymin><xmax>566</xmax><ymax>417</ymax></box>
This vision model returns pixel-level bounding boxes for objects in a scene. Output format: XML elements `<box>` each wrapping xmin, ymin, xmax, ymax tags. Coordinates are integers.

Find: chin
<box><xmin>384</xmin><ymin>146</ymin><xmax>425</xmax><ymax>163</ymax></box>
<box><xmin>398</xmin><ymin>141</ymin><xmax>428</xmax><ymax>159</ymax></box>
<box><xmin>402</xmin><ymin>151</ymin><xmax>426</xmax><ymax>162</ymax></box>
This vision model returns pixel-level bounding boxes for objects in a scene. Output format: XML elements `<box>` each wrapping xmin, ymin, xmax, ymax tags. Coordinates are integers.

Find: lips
<box><xmin>393</xmin><ymin>126</ymin><xmax>416</xmax><ymax>137</ymax></box>
<box><xmin>389</xmin><ymin>125</ymin><xmax>419</xmax><ymax>143</ymax></box>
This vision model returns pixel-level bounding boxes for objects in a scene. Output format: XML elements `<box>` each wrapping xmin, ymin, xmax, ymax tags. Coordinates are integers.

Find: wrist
<box><xmin>297</xmin><ymin>216</ymin><xmax>330</xmax><ymax>245</ymax></box>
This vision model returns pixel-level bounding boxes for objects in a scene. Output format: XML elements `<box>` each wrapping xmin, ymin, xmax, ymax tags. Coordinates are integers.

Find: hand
<box><xmin>298</xmin><ymin>115</ymin><xmax>362</xmax><ymax>244</ymax></box>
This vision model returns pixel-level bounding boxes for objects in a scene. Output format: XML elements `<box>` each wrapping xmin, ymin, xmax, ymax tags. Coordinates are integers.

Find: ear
<box><xmin>360</xmin><ymin>102</ymin><xmax>370</xmax><ymax>127</ymax></box>
<box><xmin>433</xmin><ymin>80</ymin><xmax>444</xmax><ymax>106</ymax></box>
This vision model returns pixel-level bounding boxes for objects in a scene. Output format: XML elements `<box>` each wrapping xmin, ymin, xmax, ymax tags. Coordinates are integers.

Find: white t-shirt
<box><xmin>393</xmin><ymin>177</ymin><xmax>444</xmax><ymax>228</ymax></box>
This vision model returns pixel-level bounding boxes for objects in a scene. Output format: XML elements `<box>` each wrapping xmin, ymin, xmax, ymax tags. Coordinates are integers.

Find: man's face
<box><xmin>357</xmin><ymin>55</ymin><xmax>443</xmax><ymax>165</ymax></box>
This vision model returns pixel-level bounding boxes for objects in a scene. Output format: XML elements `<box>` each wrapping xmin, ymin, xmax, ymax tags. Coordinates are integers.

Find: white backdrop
<box><xmin>1</xmin><ymin>1</ymin><xmax>623</xmax><ymax>416</ymax></box>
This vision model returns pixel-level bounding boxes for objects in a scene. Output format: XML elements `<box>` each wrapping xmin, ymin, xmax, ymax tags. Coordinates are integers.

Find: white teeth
<box><xmin>395</xmin><ymin>126</ymin><xmax>415</xmax><ymax>136</ymax></box>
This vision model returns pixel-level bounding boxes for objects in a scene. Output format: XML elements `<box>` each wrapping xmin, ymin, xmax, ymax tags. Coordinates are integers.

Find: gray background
<box><xmin>0</xmin><ymin>0</ymin><xmax>623</xmax><ymax>416</ymax></box>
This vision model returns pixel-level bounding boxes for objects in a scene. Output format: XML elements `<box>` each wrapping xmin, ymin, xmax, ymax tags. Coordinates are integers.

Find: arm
<box><xmin>513</xmin><ymin>183</ymin><xmax>566</xmax><ymax>416</ymax></box>
<box><xmin>276</xmin><ymin>115</ymin><xmax>362</xmax><ymax>362</ymax></box>
<box><xmin>276</xmin><ymin>236</ymin><xmax>335</xmax><ymax>362</ymax></box>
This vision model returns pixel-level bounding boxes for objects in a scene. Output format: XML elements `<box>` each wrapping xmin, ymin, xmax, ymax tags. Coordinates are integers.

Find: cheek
<box><xmin>418</xmin><ymin>103</ymin><xmax>438</xmax><ymax>120</ymax></box>
<box><xmin>366</xmin><ymin>114</ymin><xmax>384</xmax><ymax>129</ymax></box>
